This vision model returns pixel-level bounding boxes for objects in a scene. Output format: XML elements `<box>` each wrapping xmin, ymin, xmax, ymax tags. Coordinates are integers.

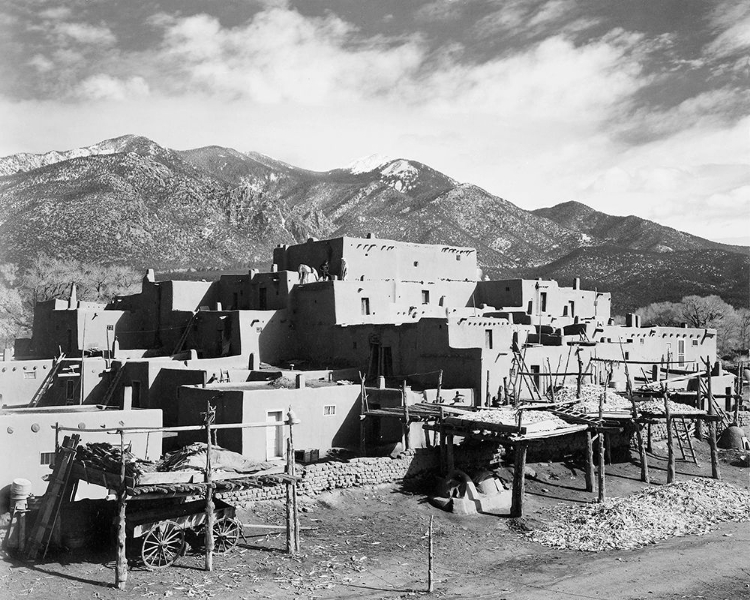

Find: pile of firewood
<box><xmin>528</xmin><ymin>479</ymin><xmax>750</xmax><ymax>551</ymax></box>
<box><xmin>75</xmin><ymin>442</ymin><xmax>156</xmax><ymax>478</ymax></box>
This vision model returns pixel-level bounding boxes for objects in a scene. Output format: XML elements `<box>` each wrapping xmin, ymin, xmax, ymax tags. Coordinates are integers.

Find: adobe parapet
<box><xmin>273</xmin><ymin>236</ymin><xmax>478</xmax><ymax>283</ymax></box>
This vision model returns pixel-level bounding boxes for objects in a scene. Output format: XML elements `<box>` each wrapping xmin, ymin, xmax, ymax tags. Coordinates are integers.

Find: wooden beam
<box><xmin>510</xmin><ymin>442</ymin><xmax>527</xmax><ymax>518</ymax></box>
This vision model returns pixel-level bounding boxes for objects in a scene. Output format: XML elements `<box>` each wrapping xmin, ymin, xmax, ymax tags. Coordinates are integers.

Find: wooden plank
<box><xmin>510</xmin><ymin>442</ymin><xmax>527</xmax><ymax>518</ymax></box>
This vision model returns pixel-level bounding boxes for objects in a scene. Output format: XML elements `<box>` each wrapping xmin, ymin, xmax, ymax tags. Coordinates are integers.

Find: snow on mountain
<box><xmin>0</xmin><ymin>135</ymin><xmax>158</xmax><ymax>176</ymax></box>
<box><xmin>379</xmin><ymin>159</ymin><xmax>420</xmax><ymax>192</ymax></box>
<box><xmin>345</xmin><ymin>154</ymin><xmax>392</xmax><ymax>174</ymax></box>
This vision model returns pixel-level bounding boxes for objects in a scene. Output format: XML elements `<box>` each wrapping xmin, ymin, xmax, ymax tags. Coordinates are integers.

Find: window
<box><xmin>24</xmin><ymin>371</ymin><xmax>36</xmax><ymax>379</ymax></box>
<box><xmin>540</xmin><ymin>292</ymin><xmax>547</xmax><ymax>313</ymax></box>
<box><xmin>40</xmin><ymin>452</ymin><xmax>55</xmax><ymax>466</ymax></box>
<box><xmin>678</xmin><ymin>339</ymin><xmax>685</xmax><ymax>367</ymax></box>
<box><xmin>624</xmin><ymin>352</ymin><xmax>630</xmax><ymax>360</ymax></box>
<box><xmin>692</xmin><ymin>339</ymin><xmax>699</xmax><ymax>346</ymax></box>
<box><xmin>421</xmin><ymin>290</ymin><xmax>430</xmax><ymax>304</ymax></box>
<box><xmin>530</xmin><ymin>365</ymin><xmax>540</xmax><ymax>392</ymax></box>
<box><xmin>527</xmin><ymin>300</ymin><xmax>533</xmax><ymax>315</ymax></box>
<box><xmin>131</xmin><ymin>380</ymin><xmax>142</xmax><ymax>408</ymax></box>
<box><xmin>266</xmin><ymin>411</ymin><xmax>284</xmax><ymax>460</ymax></box>
<box><xmin>568</xmin><ymin>301</ymin><xmax>575</xmax><ymax>318</ymax></box>
<box><xmin>361</xmin><ymin>298</ymin><xmax>370</xmax><ymax>315</ymax></box>
<box><xmin>485</xmin><ymin>329</ymin><xmax>493</xmax><ymax>350</ymax></box>
<box><xmin>324</xmin><ymin>405</ymin><xmax>336</xmax><ymax>416</ymax></box>
<box><xmin>640</xmin><ymin>338</ymin><xmax>645</xmax><ymax>345</ymax></box>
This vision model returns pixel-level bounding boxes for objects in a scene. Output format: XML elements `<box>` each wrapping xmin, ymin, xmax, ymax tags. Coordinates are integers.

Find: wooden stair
<box><xmin>100</xmin><ymin>365</ymin><xmax>126</xmax><ymax>407</ymax></box>
<box><xmin>172</xmin><ymin>311</ymin><xmax>198</xmax><ymax>355</ymax></box>
<box><xmin>24</xmin><ymin>435</ymin><xmax>80</xmax><ymax>560</ymax></box>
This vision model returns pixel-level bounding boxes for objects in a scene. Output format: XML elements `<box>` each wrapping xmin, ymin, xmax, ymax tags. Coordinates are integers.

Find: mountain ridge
<box><xmin>1</xmin><ymin>136</ymin><xmax>747</xmax><ymax>314</ymax></box>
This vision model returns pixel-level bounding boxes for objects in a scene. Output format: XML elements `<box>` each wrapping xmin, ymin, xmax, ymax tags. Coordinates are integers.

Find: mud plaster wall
<box><xmin>217</xmin><ymin>443</ymin><xmax>505</xmax><ymax>506</ymax></box>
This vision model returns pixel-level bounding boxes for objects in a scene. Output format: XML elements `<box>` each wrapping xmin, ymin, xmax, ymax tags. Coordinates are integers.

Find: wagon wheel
<box><xmin>141</xmin><ymin>520</ymin><xmax>185</xmax><ymax>569</ymax></box>
<box><xmin>213</xmin><ymin>517</ymin><xmax>241</xmax><ymax>554</ymax></box>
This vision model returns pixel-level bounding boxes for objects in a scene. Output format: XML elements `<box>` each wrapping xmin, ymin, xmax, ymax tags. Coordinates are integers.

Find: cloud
<box><xmin>706</xmin><ymin>4</ymin><xmax>750</xmax><ymax>58</ymax></box>
<box><xmin>76</xmin><ymin>75</ymin><xmax>150</xmax><ymax>101</ymax></box>
<box><xmin>53</xmin><ymin>21</ymin><xmax>116</xmax><ymax>46</ymax></box>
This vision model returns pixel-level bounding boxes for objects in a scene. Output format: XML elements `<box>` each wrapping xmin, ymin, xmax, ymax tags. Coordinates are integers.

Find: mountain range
<box><xmin>0</xmin><ymin>134</ymin><xmax>747</xmax><ymax>313</ymax></box>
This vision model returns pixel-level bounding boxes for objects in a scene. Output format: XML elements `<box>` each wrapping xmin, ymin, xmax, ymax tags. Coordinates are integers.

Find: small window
<box><xmin>413</xmin><ymin>261</ymin><xmax>419</xmax><ymax>267</ymax></box>
<box><xmin>65</xmin><ymin>380</ymin><xmax>76</xmax><ymax>402</ymax></box>
<box><xmin>640</xmin><ymin>338</ymin><xmax>645</xmax><ymax>345</ymax></box>
<box><xmin>485</xmin><ymin>329</ymin><xmax>493</xmax><ymax>350</ymax></box>
<box><xmin>40</xmin><ymin>452</ymin><xmax>55</xmax><ymax>466</ymax></box>
<box><xmin>456</xmin><ymin>254</ymin><xmax>461</xmax><ymax>261</ymax></box>
<box><xmin>624</xmin><ymin>352</ymin><xmax>630</xmax><ymax>360</ymax></box>
<box><xmin>692</xmin><ymin>339</ymin><xmax>699</xmax><ymax>346</ymax></box>
<box><xmin>324</xmin><ymin>405</ymin><xmax>336</xmax><ymax>416</ymax></box>
<box><xmin>421</xmin><ymin>290</ymin><xmax>430</xmax><ymax>304</ymax></box>
<box><xmin>361</xmin><ymin>298</ymin><xmax>370</xmax><ymax>315</ymax></box>
<box><xmin>24</xmin><ymin>371</ymin><xmax>37</xmax><ymax>379</ymax></box>
<box><xmin>540</xmin><ymin>292</ymin><xmax>547</xmax><ymax>313</ymax></box>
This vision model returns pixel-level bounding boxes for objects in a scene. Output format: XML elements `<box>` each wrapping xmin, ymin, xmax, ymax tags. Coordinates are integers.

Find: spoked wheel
<box><xmin>213</xmin><ymin>517</ymin><xmax>241</xmax><ymax>554</ymax></box>
<box><xmin>141</xmin><ymin>520</ymin><xmax>185</xmax><ymax>569</ymax></box>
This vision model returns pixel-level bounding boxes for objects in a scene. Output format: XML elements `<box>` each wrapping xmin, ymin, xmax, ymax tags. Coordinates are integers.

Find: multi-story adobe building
<box><xmin>1</xmin><ymin>235</ymin><xmax>731</xmax><ymax>504</ymax></box>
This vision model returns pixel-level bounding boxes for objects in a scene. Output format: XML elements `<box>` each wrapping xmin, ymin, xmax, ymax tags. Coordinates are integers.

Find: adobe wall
<box><xmin>177</xmin><ymin>384</ymin><xmax>363</xmax><ymax>461</ymax></box>
<box><xmin>0</xmin><ymin>406</ymin><xmax>162</xmax><ymax>510</ymax></box>
<box><xmin>250</xmin><ymin>271</ymin><xmax>297</xmax><ymax>310</ymax></box>
<box><xmin>0</xmin><ymin>359</ymin><xmax>54</xmax><ymax>408</ymax></box>
<box><xmin>217</xmin><ymin>273</ymin><xmax>252</xmax><ymax>310</ymax></box>
<box><xmin>216</xmin><ymin>443</ymin><xmax>505</xmax><ymax>506</ymax></box>
<box><xmin>274</xmin><ymin>236</ymin><xmax>478</xmax><ymax>283</ymax></box>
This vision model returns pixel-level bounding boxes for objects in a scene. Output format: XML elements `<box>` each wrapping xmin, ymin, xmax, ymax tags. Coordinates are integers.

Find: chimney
<box><xmin>122</xmin><ymin>385</ymin><xmax>133</xmax><ymax>410</ymax></box>
<box><xmin>144</xmin><ymin>268</ymin><xmax>155</xmax><ymax>283</ymax></box>
<box><xmin>296</xmin><ymin>374</ymin><xmax>306</xmax><ymax>389</ymax></box>
<box><xmin>573</xmin><ymin>277</ymin><xmax>581</xmax><ymax>290</ymax></box>
<box><xmin>68</xmin><ymin>283</ymin><xmax>77</xmax><ymax>309</ymax></box>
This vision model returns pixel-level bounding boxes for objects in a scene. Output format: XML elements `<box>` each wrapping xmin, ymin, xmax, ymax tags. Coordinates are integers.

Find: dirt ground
<box><xmin>2</xmin><ymin>438</ymin><xmax>750</xmax><ymax>600</ymax></box>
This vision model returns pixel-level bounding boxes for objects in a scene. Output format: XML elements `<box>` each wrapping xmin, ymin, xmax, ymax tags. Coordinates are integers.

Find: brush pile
<box><xmin>455</xmin><ymin>409</ymin><xmax>569</xmax><ymax>431</ymax></box>
<box><xmin>529</xmin><ymin>479</ymin><xmax>750</xmax><ymax>551</ymax></box>
<box><xmin>554</xmin><ymin>384</ymin><xmax>631</xmax><ymax>412</ymax></box>
<box><xmin>637</xmin><ymin>399</ymin><xmax>703</xmax><ymax>415</ymax></box>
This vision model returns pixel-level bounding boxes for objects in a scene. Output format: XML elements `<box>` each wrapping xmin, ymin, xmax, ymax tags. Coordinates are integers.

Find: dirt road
<box><xmin>2</xmin><ymin>440</ymin><xmax>749</xmax><ymax>599</ymax></box>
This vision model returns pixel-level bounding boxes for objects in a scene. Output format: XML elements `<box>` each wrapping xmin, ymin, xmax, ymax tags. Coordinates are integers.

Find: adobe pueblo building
<box><xmin>0</xmin><ymin>235</ymin><xmax>733</xmax><ymax>506</ymax></box>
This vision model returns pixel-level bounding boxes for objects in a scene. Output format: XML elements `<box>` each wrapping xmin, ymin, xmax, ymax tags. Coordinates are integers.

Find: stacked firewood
<box><xmin>75</xmin><ymin>442</ymin><xmax>156</xmax><ymax>478</ymax></box>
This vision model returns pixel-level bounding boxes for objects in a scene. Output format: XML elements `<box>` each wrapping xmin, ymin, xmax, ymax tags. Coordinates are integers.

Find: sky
<box><xmin>1</xmin><ymin>0</ymin><xmax>749</xmax><ymax>244</ymax></box>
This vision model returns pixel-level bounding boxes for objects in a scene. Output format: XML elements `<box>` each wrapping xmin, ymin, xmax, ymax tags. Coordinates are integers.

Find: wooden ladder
<box><xmin>28</xmin><ymin>354</ymin><xmax>66</xmax><ymax>407</ymax></box>
<box><xmin>100</xmin><ymin>364</ymin><xmax>126</xmax><ymax>407</ymax></box>
<box><xmin>673</xmin><ymin>417</ymin><xmax>698</xmax><ymax>465</ymax></box>
<box><xmin>512</xmin><ymin>344</ymin><xmax>543</xmax><ymax>402</ymax></box>
<box><xmin>24</xmin><ymin>434</ymin><xmax>80</xmax><ymax>560</ymax></box>
<box><xmin>172</xmin><ymin>311</ymin><xmax>198</xmax><ymax>355</ymax></box>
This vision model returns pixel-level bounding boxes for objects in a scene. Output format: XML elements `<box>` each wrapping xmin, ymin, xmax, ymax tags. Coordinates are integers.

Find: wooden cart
<box><xmin>127</xmin><ymin>497</ymin><xmax>242</xmax><ymax>569</ymax></box>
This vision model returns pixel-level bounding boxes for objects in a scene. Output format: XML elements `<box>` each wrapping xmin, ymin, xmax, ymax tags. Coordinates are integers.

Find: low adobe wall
<box><xmin>216</xmin><ymin>443</ymin><xmax>505</xmax><ymax>508</ymax></box>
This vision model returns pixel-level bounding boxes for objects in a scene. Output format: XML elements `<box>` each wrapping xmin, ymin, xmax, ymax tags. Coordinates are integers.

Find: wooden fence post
<box><xmin>115</xmin><ymin>429</ymin><xmax>128</xmax><ymax>590</ymax></box>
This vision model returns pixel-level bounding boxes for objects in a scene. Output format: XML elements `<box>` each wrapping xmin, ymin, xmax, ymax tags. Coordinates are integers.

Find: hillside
<box><xmin>0</xmin><ymin>136</ymin><xmax>747</xmax><ymax>312</ymax></box>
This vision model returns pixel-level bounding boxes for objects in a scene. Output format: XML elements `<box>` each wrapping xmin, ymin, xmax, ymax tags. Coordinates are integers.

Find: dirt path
<box><xmin>2</xmin><ymin>440</ymin><xmax>749</xmax><ymax>600</ymax></box>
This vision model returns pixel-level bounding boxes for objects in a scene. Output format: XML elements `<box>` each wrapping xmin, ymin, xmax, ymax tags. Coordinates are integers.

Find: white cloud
<box><xmin>76</xmin><ymin>75</ymin><xmax>150</xmax><ymax>101</ymax></box>
<box><xmin>706</xmin><ymin>4</ymin><xmax>750</xmax><ymax>58</ymax></box>
<box><xmin>29</xmin><ymin>54</ymin><xmax>54</xmax><ymax>73</ymax></box>
<box><xmin>53</xmin><ymin>22</ymin><xmax>116</xmax><ymax>46</ymax></box>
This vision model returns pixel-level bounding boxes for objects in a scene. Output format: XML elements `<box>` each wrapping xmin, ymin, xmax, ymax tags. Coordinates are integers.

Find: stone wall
<box><xmin>644</xmin><ymin>411</ymin><xmax>750</xmax><ymax>443</ymax></box>
<box><xmin>217</xmin><ymin>443</ymin><xmax>505</xmax><ymax>508</ymax></box>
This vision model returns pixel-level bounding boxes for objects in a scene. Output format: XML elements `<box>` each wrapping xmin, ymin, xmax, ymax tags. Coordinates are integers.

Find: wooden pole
<box><xmin>664</xmin><ymin>393</ymin><xmax>675</xmax><ymax>484</ymax></box>
<box><xmin>597</xmin><ymin>431</ymin><xmax>606</xmax><ymax>502</ymax></box>
<box><xmin>439</xmin><ymin>407</ymin><xmax>446</xmax><ymax>475</ymax></box>
<box><xmin>647</xmin><ymin>424</ymin><xmax>653</xmax><ymax>452</ymax></box>
<box><xmin>288</xmin><ymin>411</ymin><xmax>300</xmax><ymax>553</ymax></box>
<box><xmin>204</xmin><ymin>402</ymin><xmax>215</xmax><ymax>572</ymax></box>
<box><xmin>359</xmin><ymin>376</ymin><xmax>367</xmax><ymax>457</ymax></box>
<box><xmin>436</xmin><ymin>370</ymin><xmax>443</xmax><ymax>404</ymax></box>
<box><xmin>115</xmin><ymin>430</ymin><xmax>128</xmax><ymax>590</ymax></box>
<box><xmin>695</xmin><ymin>378</ymin><xmax>703</xmax><ymax>440</ymax></box>
<box><xmin>427</xmin><ymin>515</ymin><xmax>434</xmax><ymax>593</ymax></box>
<box><xmin>576</xmin><ymin>349</ymin><xmax>583</xmax><ymax>399</ymax></box>
<box><xmin>286</xmin><ymin>437</ymin><xmax>294</xmax><ymax>555</ymax></box>
<box><xmin>402</xmin><ymin>380</ymin><xmax>410</xmax><ymax>451</ymax></box>
<box><xmin>511</xmin><ymin>442</ymin><xmax>527</xmax><ymax>517</ymax></box>
<box><xmin>705</xmin><ymin>358</ymin><xmax>721</xmax><ymax>480</ymax></box>
<box><xmin>445</xmin><ymin>434</ymin><xmax>454</xmax><ymax>472</ymax></box>
<box><xmin>585</xmin><ymin>431</ymin><xmax>594</xmax><ymax>492</ymax></box>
